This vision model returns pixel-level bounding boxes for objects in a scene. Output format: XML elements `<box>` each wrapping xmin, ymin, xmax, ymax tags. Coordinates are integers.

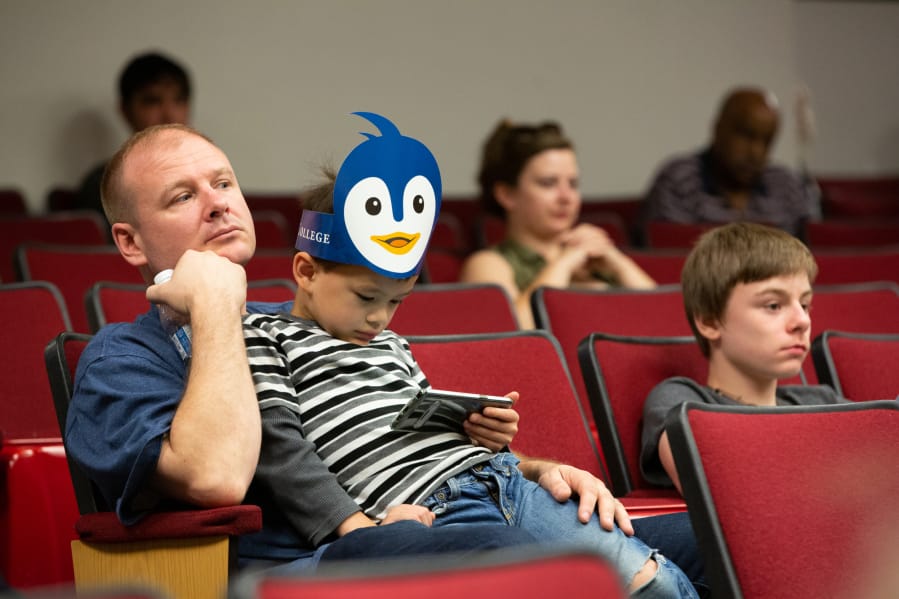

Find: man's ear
<box><xmin>292</xmin><ymin>252</ymin><xmax>318</xmax><ymax>289</ymax></box>
<box><xmin>111</xmin><ymin>222</ymin><xmax>148</xmax><ymax>267</ymax></box>
<box><xmin>694</xmin><ymin>312</ymin><xmax>723</xmax><ymax>344</ymax></box>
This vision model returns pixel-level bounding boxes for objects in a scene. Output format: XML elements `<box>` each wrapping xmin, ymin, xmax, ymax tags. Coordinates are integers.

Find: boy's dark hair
<box><xmin>477</xmin><ymin>119</ymin><xmax>573</xmax><ymax>218</ymax></box>
<box><xmin>119</xmin><ymin>52</ymin><xmax>191</xmax><ymax>104</ymax></box>
<box><xmin>300</xmin><ymin>166</ymin><xmax>340</xmax><ymax>271</ymax></box>
<box><xmin>682</xmin><ymin>222</ymin><xmax>818</xmax><ymax>357</ymax></box>
<box><xmin>299</xmin><ymin>164</ymin><xmax>416</xmax><ymax>281</ymax></box>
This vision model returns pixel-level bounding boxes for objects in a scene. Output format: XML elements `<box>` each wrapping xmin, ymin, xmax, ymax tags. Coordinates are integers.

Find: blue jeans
<box><xmin>421</xmin><ymin>453</ymin><xmax>698</xmax><ymax>598</ymax></box>
<box><xmin>633</xmin><ymin>512</ymin><xmax>708</xmax><ymax>597</ymax></box>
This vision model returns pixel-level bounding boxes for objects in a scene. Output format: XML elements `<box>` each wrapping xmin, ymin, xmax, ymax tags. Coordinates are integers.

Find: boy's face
<box><xmin>297</xmin><ymin>262</ymin><xmax>416</xmax><ymax>346</ymax></box>
<box><xmin>703</xmin><ymin>273</ymin><xmax>812</xmax><ymax>382</ymax></box>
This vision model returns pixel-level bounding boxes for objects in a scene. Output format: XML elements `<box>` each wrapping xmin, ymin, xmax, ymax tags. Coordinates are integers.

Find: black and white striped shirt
<box><xmin>244</xmin><ymin>312</ymin><xmax>492</xmax><ymax>519</ymax></box>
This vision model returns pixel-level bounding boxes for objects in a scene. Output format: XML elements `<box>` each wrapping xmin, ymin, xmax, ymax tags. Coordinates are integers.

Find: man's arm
<box><xmin>147</xmin><ymin>250</ymin><xmax>261</xmax><ymax>506</ymax></box>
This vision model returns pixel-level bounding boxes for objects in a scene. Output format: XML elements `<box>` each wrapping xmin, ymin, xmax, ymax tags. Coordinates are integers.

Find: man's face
<box><xmin>712</xmin><ymin>100</ymin><xmax>779</xmax><ymax>188</ymax></box>
<box><xmin>296</xmin><ymin>262</ymin><xmax>416</xmax><ymax>346</ymax></box>
<box><xmin>121</xmin><ymin>130</ymin><xmax>256</xmax><ymax>276</ymax></box>
<box><xmin>122</xmin><ymin>79</ymin><xmax>190</xmax><ymax>132</ymax></box>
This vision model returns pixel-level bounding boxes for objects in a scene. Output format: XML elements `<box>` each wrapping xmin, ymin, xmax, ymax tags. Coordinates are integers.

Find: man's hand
<box><xmin>520</xmin><ymin>459</ymin><xmax>633</xmax><ymax>534</ymax></box>
<box><xmin>464</xmin><ymin>391</ymin><xmax>520</xmax><ymax>451</ymax></box>
<box><xmin>146</xmin><ymin>249</ymin><xmax>248</xmax><ymax>317</ymax></box>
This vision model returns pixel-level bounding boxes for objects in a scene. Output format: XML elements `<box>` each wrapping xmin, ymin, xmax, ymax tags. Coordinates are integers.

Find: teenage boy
<box><xmin>641</xmin><ymin>222</ymin><xmax>847</xmax><ymax>493</ymax></box>
<box><xmin>242</xmin><ymin>112</ymin><xmax>699</xmax><ymax>598</ymax></box>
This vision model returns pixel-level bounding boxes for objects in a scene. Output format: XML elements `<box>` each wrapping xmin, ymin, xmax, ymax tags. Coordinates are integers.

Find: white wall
<box><xmin>1</xmin><ymin>1</ymin><xmax>897</xmax><ymax>213</ymax></box>
<box><xmin>794</xmin><ymin>1</ymin><xmax>899</xmax><ymax>175</ymax></box>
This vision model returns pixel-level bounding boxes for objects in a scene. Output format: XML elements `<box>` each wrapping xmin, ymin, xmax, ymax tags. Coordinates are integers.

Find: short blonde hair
<box><xmin>100</xmin><ymin>123</ymin><xmax>213</xmax><ymax>224</ymax></box>
<box><xmin>682</xmin><ymin>222</ymin><xmax>817</xmax><ymax>357</ymax></box>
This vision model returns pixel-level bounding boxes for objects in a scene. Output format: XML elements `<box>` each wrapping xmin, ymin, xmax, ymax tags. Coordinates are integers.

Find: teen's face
<box><xmin>122</xmin><ymin>80</ymin><xmax>190</xmax><ymax>132</ymax></box>
<box><xmin>508</xmin><ymin>148</ymin><xmax>580</xmax><ymax>235</ymax></box>
<box><xmin>711</xmin><ymin>273</ymin><xmax>812</xmax><ymax>381</ymax></box>
<box><xmin>300</xmin><ymin>263</ymin><xmax>416</xmax><ymax>346</ymax></box>
<box><xmin>122</xmin><ymin>130</ymin><xmax>256</xmax><ymax>274</ymax></box>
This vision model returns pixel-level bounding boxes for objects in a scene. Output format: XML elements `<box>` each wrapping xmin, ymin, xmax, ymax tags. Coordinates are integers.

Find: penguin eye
<box><xmin>365</xmin><ymin>197</ymin><xmax>382</xmax><ymax>215</ymax></box>
<box><xmin>412</xmin><ymin>194</ymin><xmax>425</xmax><ymax>213</ymax></box>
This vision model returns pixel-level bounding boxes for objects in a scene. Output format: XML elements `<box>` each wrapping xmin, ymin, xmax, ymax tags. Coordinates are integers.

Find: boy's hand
<box><xmin>464</xmin><ymin>391</ymin><xmax>519</xmax><ymax>451</ymax></box>
<box><xmin>381</xmin><ymin>504</ymin><xmax>435</xmax><ymax>527</ymax></box>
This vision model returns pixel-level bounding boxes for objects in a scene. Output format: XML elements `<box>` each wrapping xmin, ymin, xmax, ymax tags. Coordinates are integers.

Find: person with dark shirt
<box><xmin>642</xmin><ymin>87</ymin><xmax>820</xmax><ymax>237</ymax></box>
<box><xmin>75</xmin><ymin>51</ymin><xmax>191</xmax><ymax>219</ymax></box>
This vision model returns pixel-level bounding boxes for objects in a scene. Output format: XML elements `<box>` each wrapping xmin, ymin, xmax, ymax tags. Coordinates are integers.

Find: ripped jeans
<box><xmin>421</xmin><ymin>453</ymin><xmax>697</xmax><ymax>598</ymax></box>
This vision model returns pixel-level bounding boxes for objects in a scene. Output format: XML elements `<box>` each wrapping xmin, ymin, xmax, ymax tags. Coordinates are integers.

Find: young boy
<box><xmin>243</xmin><ymin>113</ymin><xmax>698</xmax><ymax>598</ymax></box>
<box><xmin>640</xmin><ymin>222</ymin><xmax>847</xmax><ymax>494</ymax></box>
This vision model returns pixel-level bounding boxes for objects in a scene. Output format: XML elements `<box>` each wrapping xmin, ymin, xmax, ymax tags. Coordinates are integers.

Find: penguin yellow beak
<box><xmin>371</xmin><ymin>232</ymin><xmax>421</xmax><ymax>255</ymax></box>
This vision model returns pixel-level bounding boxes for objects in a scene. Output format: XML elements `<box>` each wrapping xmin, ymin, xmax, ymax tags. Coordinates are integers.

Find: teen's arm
<box><xmin>657</xmin><ymin>432</ymin><xmax>683</xmax><ymax>495</ymax></box>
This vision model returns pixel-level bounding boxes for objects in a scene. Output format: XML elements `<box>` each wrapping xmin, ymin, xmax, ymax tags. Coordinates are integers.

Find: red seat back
<box><xmin>391</xmin><ymin>283</ymin><xmax>519</xmax><ymax>336</ymax></box>
<box><xmin>244</xmin><ymin>192</ymin><xmax>303</xmax><ymax>243</ymax></box>
<box><xmin>805</xmin><ymin>220</ymin><xmax>899</xmax><ymax>249</ymax></box>
<box><xmin>253</xmin><ymin>210</ymin><xmax>294</xmax><ymax>248</ymax></box>
<box><xmin>578</xmin><ymin>333</ymin><xmax>706</xmax><ymax>497</ymax></box>
<box><xmin>244</xmin><ymin>249</ymin><xmax>295</xmax><ymax>282</ymax></box>
<box><xmin>16</xmin><ymin>243</ymin><xmax>143</xmax><ymax>333</ymax></box>
<box><xmin>812</xmin><ymin>331</ymin><xmax>899</xmax><ymax>401</ymax></box>
<box><xmin>421</xmin><ymin>248</ymin><xmax>464</xmax><ymax>284</ymax></box>
<box><xmin>0</xmin><ymin>211</ymin><xmax>108</xmax><ymax>282</ymax></box>
<box><xmin>812</xmin><ymin>247</ymin><xmax>899</xmax><ymax>285</ymax></box>
<box><xmin>668</xmin><ymin>401</ymin><xmax>899</xmax><ymax>599</ymax></box>
<box><xmin>408</xmin><ymin>331</ymin><xmax>605</xmax><ymax>480</ymax></box>
<box><xmin>0</xmin><ymin>284</ymin><xmax>78</xmax><ymax>587</ymax></box>
<box><xmin>623</xmin><ymin>250</ymin><xmax>688</xmax><ymax>285</ymax></box>
<box><xmin>792</xmin><ymin>282</ymin><xmax>899</xmax><ymax>385</ymax></box>
<box><xmin>0</xmin><ymin>281</ymin><xmax>71</xmax><ymax>440</ymax></box>
<box><xmin>237</xmin><ymin>546</ymin><xmax>626</xmax><ymax>599</ymax></box>
<box><xmin>532</xmin><ymin>285</ymin><xmax>691</xmax><ymax>414</ymax></box>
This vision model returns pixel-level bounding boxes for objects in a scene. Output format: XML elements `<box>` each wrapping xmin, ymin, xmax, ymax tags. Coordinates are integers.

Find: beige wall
<box><xmin>1</xmin><ymin>0</ymin><xmax>897</xmax><ymax>213</ymax></box>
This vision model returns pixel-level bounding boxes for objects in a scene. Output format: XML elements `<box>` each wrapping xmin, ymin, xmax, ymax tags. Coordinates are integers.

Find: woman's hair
<box><xmin>477</xmin><ymin>119</ymin><xmax>573</xmax><ymax>218</ymax></box>
<box><xmin>682</xmin><ymin>222</ymin><xmax>818</xmax><ymax>357</ymax></box>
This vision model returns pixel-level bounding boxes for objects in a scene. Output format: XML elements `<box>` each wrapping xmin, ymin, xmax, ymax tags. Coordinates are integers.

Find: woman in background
<box><xmin>460</xmin><ymin>119</ymin><xmax>655</xmax><ymax>328</ymax></box>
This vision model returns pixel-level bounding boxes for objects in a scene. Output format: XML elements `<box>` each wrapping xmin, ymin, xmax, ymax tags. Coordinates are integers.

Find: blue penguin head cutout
<box><xmin>295</xmin><ymin>112</ymin><xmax>442</xmax><ymax>279</ymax></box>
